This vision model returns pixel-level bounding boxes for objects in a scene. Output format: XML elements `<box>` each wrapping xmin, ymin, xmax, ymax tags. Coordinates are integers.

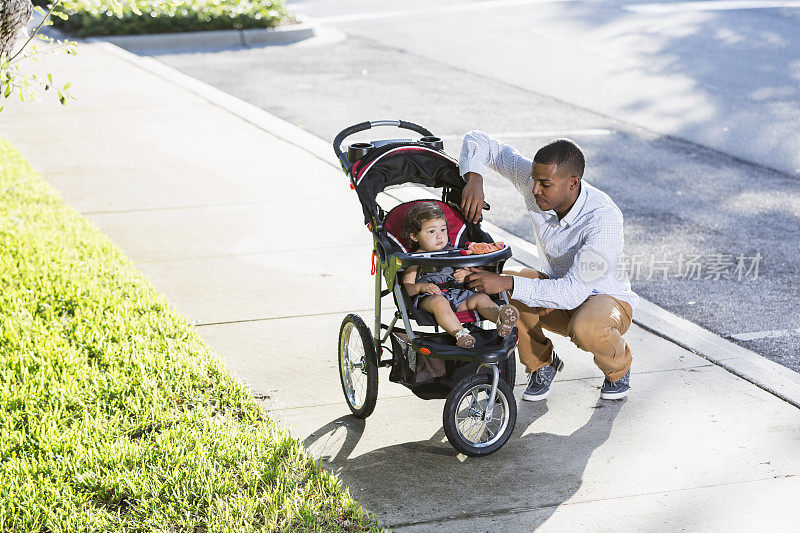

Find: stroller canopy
<box><xmin>351</xmin><ymin>143</ymin><xmax>464</xmax><ymax>224</ymax></box>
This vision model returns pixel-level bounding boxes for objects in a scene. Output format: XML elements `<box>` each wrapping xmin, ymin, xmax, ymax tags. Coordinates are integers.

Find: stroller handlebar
<box><xmin>332</xmin><ymin>120</ymin><xmax>435</xmax><ymax>172</ymax></box>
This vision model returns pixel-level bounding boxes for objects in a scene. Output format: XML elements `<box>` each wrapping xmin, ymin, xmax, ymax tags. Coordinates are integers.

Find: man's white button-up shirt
<box><xmin>459</xmin><ymin>130</ymin><xmax>639</xmax><ymax>311</ymax></box>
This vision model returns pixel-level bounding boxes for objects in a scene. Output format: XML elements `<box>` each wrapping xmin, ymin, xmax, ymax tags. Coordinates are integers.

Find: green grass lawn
<box><xmin>0</xmin><ymin>138</ymin><xmax>379</xmax><ymax>532</ymax></box>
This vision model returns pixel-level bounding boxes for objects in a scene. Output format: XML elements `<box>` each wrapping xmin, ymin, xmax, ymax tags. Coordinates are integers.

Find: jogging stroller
<box><xmin>333</xmin><ymin>120</ymin><xmax>518</xmax><ymax>457</ymax></box>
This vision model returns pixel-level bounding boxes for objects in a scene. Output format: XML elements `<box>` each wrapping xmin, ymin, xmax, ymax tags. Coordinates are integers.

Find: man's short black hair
<box><xmin>534</xmin><ymin>138</ymin><xmax>585</xmax><ymax>179</ymax></box>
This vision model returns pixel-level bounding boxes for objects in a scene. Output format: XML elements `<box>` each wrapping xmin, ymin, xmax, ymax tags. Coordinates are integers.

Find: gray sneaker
<box><xmin>522</xmin><ymin>353</ymin><xmax>564</xmax><ymax>401</ymax></box>
<box><xmin>600</xmin><ymin>370</ymin><xmax>631</xmax><ymax>400</ymax></box>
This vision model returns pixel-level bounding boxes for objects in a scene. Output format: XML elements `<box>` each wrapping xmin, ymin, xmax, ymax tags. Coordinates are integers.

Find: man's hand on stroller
<box><xmin>466</xmin><ymin>268</ymin><xmax>514</xmax><ymax>295</ymax></box>
<box><xmin>460</xmin><ymin>172</ymin><xmax>485</xmax><ymax>223</ymax></box>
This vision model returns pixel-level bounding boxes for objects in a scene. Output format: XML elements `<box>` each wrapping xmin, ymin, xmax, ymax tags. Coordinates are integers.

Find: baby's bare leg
<box><xmin>460</xmin><ymin>293</ymin><xmax>500</xmax><ymax>322</ymax></box>
<box><xmin>420</xmin><ymin>295</ymin><xmax>462</xmax><ymax>336</ymax></box>
<box><xmin>462</xmin><ymin>294</ymin><xmax>520</xmax><ymax>338</ymax></box>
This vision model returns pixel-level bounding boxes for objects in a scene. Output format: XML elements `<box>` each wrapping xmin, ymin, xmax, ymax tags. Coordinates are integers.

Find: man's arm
<box><xmin>458</xmin><ymin>131</ymin><xmax>535</xmax><ymax>223</ymax></box>
<box><xmin>511</xmin><ymin>211</ymin><xmax>625</xmax><ymax>309</ymax></box>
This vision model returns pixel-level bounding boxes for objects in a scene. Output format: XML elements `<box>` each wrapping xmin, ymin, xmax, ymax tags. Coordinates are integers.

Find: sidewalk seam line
<box><xmin>194</xmin><ymin>307</ymin><xmax>395</xmax><ymax>327</ymax></box>
<box><xmin>84</xmin><ymin>200</ymin><xmax>280</xmax><ymax>215</ymax></box>
<box><xmin>268</xmin><ymin>364</ymin><xmax>717</xmax><ymax>413</ymax></box>
<box><xmin>135</xmin><ymin>244</ymin><xmax>365</xmax><ymax>265</ymax></box>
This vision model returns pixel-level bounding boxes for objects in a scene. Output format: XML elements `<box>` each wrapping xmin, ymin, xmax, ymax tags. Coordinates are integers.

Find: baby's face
<box><xmin>414</xmin><ymin>217</ymin><xmax>448</xmax><ymax>252</ymax></box>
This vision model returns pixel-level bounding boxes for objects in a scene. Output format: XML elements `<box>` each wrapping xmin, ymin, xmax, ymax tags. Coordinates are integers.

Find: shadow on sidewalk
<box><xmin>303</xmin><ymin>398</ymin><xmax>626</xmax><ymax>530</ymax></box>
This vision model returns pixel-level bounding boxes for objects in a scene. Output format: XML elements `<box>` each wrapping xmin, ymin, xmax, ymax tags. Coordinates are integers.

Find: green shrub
<box><xmin>51</xmin><ymin>0</ymin><xmax>290</xmax><ymax>37</ymax></box>
<box><xmin>0</xmin><ymin>138</ymin><xmax>379</xmax><ymax>531</ymax></box>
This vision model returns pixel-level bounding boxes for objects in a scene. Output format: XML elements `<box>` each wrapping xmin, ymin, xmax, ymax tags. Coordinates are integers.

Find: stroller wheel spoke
<box><xmin>451</xmin><ymin>378</ymin><xmax>513</xmax><ymax>450</ymax></box>
<box><xmin>458</xmin><ymin>392</ymin><xmax>490</xmax><ymax>444</ymax></box>
<box><xmin>466</xmin><ymin>419</ymin><xmax>481</xmax><ymax>442</ymax></box>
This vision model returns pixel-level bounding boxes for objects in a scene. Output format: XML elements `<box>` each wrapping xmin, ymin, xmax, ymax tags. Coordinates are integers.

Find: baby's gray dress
<box><xmin>411</xmin><ymin>265</ymin><xmax>474</xmax><ymax>312</ymax></box>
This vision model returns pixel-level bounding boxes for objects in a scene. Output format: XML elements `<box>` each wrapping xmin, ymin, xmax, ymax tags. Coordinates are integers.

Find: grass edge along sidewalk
<box><xmin>50</xmin><ymin>0</ymin><xmax>291</xmax><ymax>38</ymax></box>
<box><xmin>0</xmin><ymin>137</ymin><xmax>379</xmax><ymax>532</ymax></box>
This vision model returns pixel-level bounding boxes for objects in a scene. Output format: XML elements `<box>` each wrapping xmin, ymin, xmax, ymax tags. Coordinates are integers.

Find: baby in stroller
<box><xmin>400</xmin><ymin>201</ymin><xmax>520</xmax><ymax>348</ymax></box>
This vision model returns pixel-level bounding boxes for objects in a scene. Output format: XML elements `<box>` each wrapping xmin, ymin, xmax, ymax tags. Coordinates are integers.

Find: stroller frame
<box><xmin>333</xmin><ymin>120</ymin><xmax>519</xmax><ymax>457</ymax></box>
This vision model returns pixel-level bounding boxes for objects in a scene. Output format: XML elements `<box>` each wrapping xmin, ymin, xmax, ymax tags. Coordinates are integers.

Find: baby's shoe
<box><xmin>496</xmin><ymin>304</ymin><xmax>520</xmax><ymax>337</ymax></box>
<box><xmin>455</xmin><ymin>328</ymin><xmax>475</xmax><ymax>348</ymax></box>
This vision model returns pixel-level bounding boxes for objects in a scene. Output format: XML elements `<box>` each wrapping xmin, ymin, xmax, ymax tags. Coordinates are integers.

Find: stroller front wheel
<box><xmin>338</xmin><ymin>314</ymin><xmax>378</xmax><ymax>418</ymax></box>
<box><xmin>443</xmin><ymin>371</ymin><xmax>517</xmax><ymax>457</ymax></box>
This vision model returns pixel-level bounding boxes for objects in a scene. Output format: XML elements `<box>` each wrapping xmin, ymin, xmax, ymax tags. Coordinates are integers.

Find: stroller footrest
<box><xmin>413</xmin><ymin>328</ymin><xmax>517</xmax><ymax>363</ymax></box>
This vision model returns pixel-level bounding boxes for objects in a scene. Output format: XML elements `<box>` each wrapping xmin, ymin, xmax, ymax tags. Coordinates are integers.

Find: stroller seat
<box><xmin>383</xmin><ymin>199</ymin><xmax>483</xmax><ymax>326</ymax></box>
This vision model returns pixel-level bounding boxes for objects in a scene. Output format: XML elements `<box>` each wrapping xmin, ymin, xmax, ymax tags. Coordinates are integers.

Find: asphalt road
<box><xmin>149</xmin><ymin>0</ymin><xmax>800</xmax><ymax>371</ymax></box>
<box><xmin>290</xmin><ymin>0</ymin><xmax>800</xmax><ymax>177</ymax></box>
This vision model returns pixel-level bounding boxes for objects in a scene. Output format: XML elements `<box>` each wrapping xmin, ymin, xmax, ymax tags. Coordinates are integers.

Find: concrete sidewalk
<box><xmin>2</xmin><ymin>42</ymin><xmax>800</xmax><ymax>531</ymax></box>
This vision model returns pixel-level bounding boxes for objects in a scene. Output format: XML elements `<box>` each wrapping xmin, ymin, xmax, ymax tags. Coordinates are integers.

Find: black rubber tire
<box><xmin>338</xmin><ymin>314</ymin><xmax>379</xmax><ymax>418</ymax></box>
<box><xmin>443</xmin><ymin>371</ymin><xmax>517</xmax><ymax>457</ymax></box>
<box><xmin>500</xmin><ymin>348</ymin><xmax>517</xmax><ymax>388</ymax></box>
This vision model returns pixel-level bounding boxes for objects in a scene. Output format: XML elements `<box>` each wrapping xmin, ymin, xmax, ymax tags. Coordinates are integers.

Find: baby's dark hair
<box><xmin>401</xmin><ymin>201</ymin><xmax>446</xmax><ymax>251</ymax></box>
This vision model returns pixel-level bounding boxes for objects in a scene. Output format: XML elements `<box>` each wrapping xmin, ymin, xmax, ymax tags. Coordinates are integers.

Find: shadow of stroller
<box><xmin>303</xmin><ymin>398</ymin><xmax>626</xmax><ymax>530</ymax></box>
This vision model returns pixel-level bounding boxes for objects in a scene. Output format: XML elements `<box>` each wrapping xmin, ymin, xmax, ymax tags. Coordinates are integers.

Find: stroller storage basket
<box><xmin>388</xmin><ymin>329</ymin><xmax>515</xmax><ymax>400</ymax></box>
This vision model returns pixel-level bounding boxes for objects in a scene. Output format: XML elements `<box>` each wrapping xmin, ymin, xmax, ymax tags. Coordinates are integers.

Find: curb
<box><xmin>31</xmin><ymin>10</ymin><xmax>315</xmax><ymax>51</ymax></box>
<box><xmin>94</xmin><ymin>40</ymin><xmax>800</xmax><ymax>410</ymax></box>
<box><xmin>633</xmin><ymin>300</ymin><xmax>800</xmax><ymax>407</ymax></box>
<box><xmin>86</xmin><ymin>22</ymin><xmax>315</xmax><ymax>51</ymax></box>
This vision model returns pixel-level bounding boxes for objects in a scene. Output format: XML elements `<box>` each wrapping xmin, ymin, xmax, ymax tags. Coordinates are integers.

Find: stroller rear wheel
<box><xmin>443</xmin><ymin>371</ymin><xmax>516</xmax><ymax>457</ymax></box>
<box><xmin>338</xmin><ymin>314</ymin><xmax>378</xmax><ymax>418</ymax></box>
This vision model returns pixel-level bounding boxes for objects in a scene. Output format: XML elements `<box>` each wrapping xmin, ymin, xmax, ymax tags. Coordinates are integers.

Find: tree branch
<box><xmin>9</xmin><ymin>0</ymin><xmax>63</xmax><ymax>63</ymax></box>
<box><xmin>12</xmin><ymin>39</ymin><xmax>75</xmax><ymax>62</ymax></box>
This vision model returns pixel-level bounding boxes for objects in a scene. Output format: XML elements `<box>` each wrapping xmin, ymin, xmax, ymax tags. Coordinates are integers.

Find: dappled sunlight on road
<box><xmin>525</xmin><ymin>2</ymin><xmax>800</xmax><ymax>175</ymax></box>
